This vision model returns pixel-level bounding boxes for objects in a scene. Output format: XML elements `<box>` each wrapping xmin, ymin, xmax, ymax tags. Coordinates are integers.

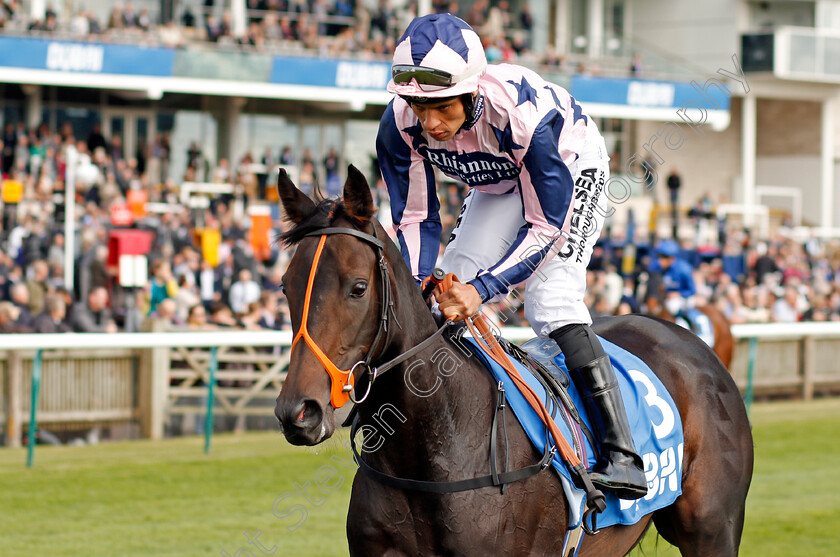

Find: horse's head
<box><xmin>274</xmin><ymin>165</ymin><xmax>388</xmax><ymax>445</ymax></box>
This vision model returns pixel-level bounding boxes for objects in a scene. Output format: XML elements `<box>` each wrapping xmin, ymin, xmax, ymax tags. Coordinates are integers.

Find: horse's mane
<box><xmin>278</xmin><ymin>198</ymin><xmax>368</xmax><ymax>247</ymax></box>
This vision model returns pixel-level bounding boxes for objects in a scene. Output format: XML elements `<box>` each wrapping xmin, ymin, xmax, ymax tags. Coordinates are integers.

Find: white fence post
<box><xmin>4</xmin><ymin>350</ymin><xmax>22</xmax><ymax>448</ymax></box>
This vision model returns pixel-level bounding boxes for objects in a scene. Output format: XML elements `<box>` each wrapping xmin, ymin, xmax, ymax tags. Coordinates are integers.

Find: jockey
<box><xmin>655</xmin><ymin>240</ymin><xmax>697</xmax><ymax>316</ymax></box>
<box><xmin>377</xmin><ymin>14</ymin><xmax>646</xmax><ymax>499</ymax></box>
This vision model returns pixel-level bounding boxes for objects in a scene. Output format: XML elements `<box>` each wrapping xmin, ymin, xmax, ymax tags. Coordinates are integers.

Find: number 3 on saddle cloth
<box><xmin>459</xmin><ymin>334</ymin><xmax>684</xmax><ymax>530</ymax></box>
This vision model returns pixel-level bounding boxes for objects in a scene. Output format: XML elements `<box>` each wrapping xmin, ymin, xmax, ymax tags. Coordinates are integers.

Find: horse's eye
<box><xmin>350</xmin><ymin>281</ymin><xmax>368</xmax><ymax>298</ymax></box>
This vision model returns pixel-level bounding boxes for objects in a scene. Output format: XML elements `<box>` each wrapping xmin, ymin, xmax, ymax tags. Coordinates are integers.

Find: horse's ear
<box><xmin>277</xmin><ymin>168</ymin><xmax>316</xmax><ymax>224</ymax></box>
<box><xmin>343</xmin><ymin>165</ymin><xmax>375</xmax><ymax>223</ymax></box>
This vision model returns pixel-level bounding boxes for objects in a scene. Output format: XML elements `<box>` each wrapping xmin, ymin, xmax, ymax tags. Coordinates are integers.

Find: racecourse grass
<box><xmin>1</xmin><ymin>398</ymin><xmax>839</xmax><ymax>557</ymax></box>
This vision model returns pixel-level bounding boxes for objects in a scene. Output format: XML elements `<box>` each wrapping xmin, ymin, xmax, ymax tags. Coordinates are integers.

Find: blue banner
<box><xmin>571</xmin><ymin>76</ymin><xmax>731</xmax><ymax>110</ymax></box>
<box><xmin>270</xmin><ymin>56</ymin><xmax>391</xmax><ymax>90</ymax></box>
<box><xmin>0</xmin><ymin>37</ymin><xmax>174</xmax><ymax>76</ymax></box>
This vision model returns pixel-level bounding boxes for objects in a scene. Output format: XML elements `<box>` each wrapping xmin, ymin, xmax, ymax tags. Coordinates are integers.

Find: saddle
<box><xmin>493</xmin><ymin>335</ymin><xmax>597</xmax><ymax>456</ymax></box>
<box><xmin>453</xmin><ymin>326</ymin><xmax>685</xmax><ymax>532</ymax></box>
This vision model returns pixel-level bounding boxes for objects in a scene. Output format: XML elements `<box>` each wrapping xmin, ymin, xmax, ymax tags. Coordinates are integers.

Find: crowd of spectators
<box><xmin>578</xmin><ymin>233</ymin><xmax>840</xmax><ymax>326</ymax></box>
<box><xmin>0</xmin><ymin>116</ymin><xmax>302</xmax><ymax>334</ymax></box>
<box><xmin>429</xmin><ymin>174</ymin><xmax>840</xmax><ymax>329</ymax></box>
<box><xmin>2</xmin><ymin>112</ymin><xmax>840</xmax><ymax>337</ymax></box>
<box><xmin>0</xmin><ymin>1</ymin><xmax>536</xmax><ymax>62</ymax></box>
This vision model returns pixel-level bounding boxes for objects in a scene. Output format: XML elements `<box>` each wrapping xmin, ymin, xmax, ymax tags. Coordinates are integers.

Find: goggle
<box><xmin>391</xmin><ymin>65</ymin><xmax>456</xmax><ymax>92</ymax></box>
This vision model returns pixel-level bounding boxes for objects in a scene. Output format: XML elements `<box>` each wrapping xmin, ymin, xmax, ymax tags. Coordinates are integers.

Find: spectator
<box><xmin>772</xmin><ymin>286</ymin><xmax>801</xmax><ymax>323</ymax></box>
<box><xmin>753</xmin><ymin>243</ymin><xmax>779</xmax><ymax>284</ymax></box>
<box><xmin>279</xmin><ymin>145</ymin><xmax>294</xmax><ymax>165</ymax></box>
<box><xmin>298</xmin><ymin>159</ymin><xmax>318</xmax><ymax>196</ymax></box>
<box><xmin>666</xmin><ymin>168</ymin><xmax>682</xmax><ymax>240</ymax></box>
<box><xmin>25</xmin><ymin>259</ymin><xmax>51</xmax><ymax>315</ymax></box>
<box><xmin>9</xmin><ymin>282</ymin><xmax>34</xmax><ymax>328</ymax></box>
<box><xmin>174</xmin><ymin>273</ymin><xmax>200</xmax><ymax>321</ymax></box>
<box><xmin>146</xmin><ymin>298</ymin><xmax>181</xmax><ymax>330</ymax></box>
<box><xmin>262</xmin><ymin>266</ymin><xmax>284</xmax><ymax>294</ymax></box>
<box><xmin>89</xmin><ymin>245</ymin><xmax>110</xmax><ymax>293</ymax></box>
<box><xmin>208</xmin><ymin>301</ymin><xmax>239</xmax><ymax>328</ymax></box>
<box><xmin>205</xmin><ymin>14</ymin><xmax>223</xmax><ymax>42</ymax></box>
<box><xmin>87</xmin><ymin>123</ymin><xmax>108</xmax><ymax>154</ymax></box>
<box><xmin>323</xmin><ymin>147</ymin><xmax>341</xmax><ymax>197</ymax></box>
<box><xmin>239</xmin><ymin>300</ymin><xmax>264</xmax><ymax>329</ymax></box>
<box><xmin>520</xmin><ymin>3</ymin><xmax>533</xmax><ymax>46</ymax></box>
<box><xmin>256</xmin><ymin>291</ymin><xmax>285</xmax><ymax>330</ymax></box>
<box><xmin>181</xmin><ymin>6</ymin><xmax>196</xmax><ymax>28</ymax></box>
<box><xmin>123</xmin><ymin>291</ymin><xmax>147</xmax><ymax>333</ymax></box>
<box><xmin>32</xmin><ymin>294</ymin><xmax>71</xmax><ymax>333</ymax></box>
<box><xmin>148</xmin><ymin>258</ymin><xmax>177</xmax><ymax>315</ymax></box>
<box><xmin>187</xmin><ymin>304</ymin><xmax>215</xmax><ymax>329</ymax></box>
<box><xmin>630</xmin><ymin>53</ymin><xmax>643</xmax><ymax>76</ymax></box>
<box><xmin>70</xmin><ymin>286</ymin><xmax>117</xmax><ymax>333</ymax></box>
<box><xmin>229</xmin><ymin>268</ymin><xmax>261</xmax><ymax>315</ymax></box>
<box><xmin>123</xmin><ymin>1</ymin><xmax>139</xmax><ymax>28</ymax></box>
<box><xmin>0</xmin><ymin>302</ymin><xmax>30</xmax><ymax>334</ymax></box>
<box><xmin>70</xmin><ymin>9</ymin><xmax>90</xmax><ymax>37</ymax></box>
<box><xmin>108</xmin><ymin>3</ymin><xmax>125</xmax><ymax>30</ymax></box>
<box><xmin>137</xmin><ymin>6</ymin><xmax>153</xmax><ymax>31</ymax></box>
<box><xmin>87</xmin><ymin>10</ymin><xmax>103</xmax><ymax>34</ymax></box>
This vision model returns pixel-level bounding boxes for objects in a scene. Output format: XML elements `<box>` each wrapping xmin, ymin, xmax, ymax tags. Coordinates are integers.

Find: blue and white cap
<box><xmin>387</xmin><ymin>14</ymin><xmax>487</xmax><ymax>99</ymax></box>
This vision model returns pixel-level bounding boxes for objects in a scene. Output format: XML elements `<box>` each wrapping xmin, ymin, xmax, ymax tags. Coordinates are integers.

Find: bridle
<box><xmin>288</xmin><ymin>221</ymin><xmax>605</xmax><ymax>532</ymax></box>
<box><xmin>291</xmin><ymin>222</ymin><xmax>453</xmax><ymax>408</ymax></box>
<box><xmin>291</xmin><ymin>225</ymin><xmax>394</xmax><ymax>408</ymax></box>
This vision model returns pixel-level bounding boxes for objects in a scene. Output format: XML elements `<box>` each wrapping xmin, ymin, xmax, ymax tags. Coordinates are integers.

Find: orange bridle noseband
<box><xmin>290</xmin><ymin>227</ymin><xmax>392</xmax><ymax>408</ymax></box>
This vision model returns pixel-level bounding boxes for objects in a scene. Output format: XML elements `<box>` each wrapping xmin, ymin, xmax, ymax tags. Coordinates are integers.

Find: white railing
<box><xmin>730</xmin><ymin>322</ymin><xmax>840</xmax><ymax>340</ymax></box>
<box><xmin>2</xmin><ymin>322</ymin><xmax>839</xmax><ymax>452</ymax></box>
<box><xmin>0</xmin><ymin>330</ymin><xmax>291</xmax><ymax>351</ymax></box>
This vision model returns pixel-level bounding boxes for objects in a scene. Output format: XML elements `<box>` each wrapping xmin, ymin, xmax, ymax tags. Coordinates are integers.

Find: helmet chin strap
<box><xmin>460</xmin><ymin>91</ymin><xmax>484</xmax><ymax>131</ymax></box>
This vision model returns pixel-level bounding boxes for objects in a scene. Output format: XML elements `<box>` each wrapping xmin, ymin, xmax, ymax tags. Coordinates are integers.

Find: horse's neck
<box><xmin>358</xmin><ymin>331</ymin><xmax>495</xmax><ymax>480</ymax></box>
<box><xmin>357</xmin><ymin>244</ymin><xmax>498</xmax><ymax>477</ymax></box>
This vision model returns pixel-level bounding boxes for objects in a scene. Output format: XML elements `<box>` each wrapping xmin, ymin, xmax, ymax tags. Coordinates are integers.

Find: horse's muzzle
<box><xmin>275</xmin><ymin>397</ymin><xmax>331</xmax><ymax>445</ymax></box>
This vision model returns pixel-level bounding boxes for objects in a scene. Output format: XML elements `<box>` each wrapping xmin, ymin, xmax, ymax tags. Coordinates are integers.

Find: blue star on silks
<box><xmin>402</xmin><ymin>121</ymin><xmax>428</xmax><ymax>150</ymax></box>
<box><xmin>507</xmin><ymin>76</ymin><xmax>538</xmax><ymax>107</ymax></box>
<box><xmin>544</xmin><ymin>85</ymin><xmax>562</xmax><ymax>108</ymax></box>
<box><xmin>544</xmin><ymin>85</ymin><xmax>588</xmax><ymax>125</ymax></box>
<box><xmin>569</xmin><ymin>95</ymin><xmax>589</xmax><ymax>125</ymax></box>
<box><xmin>404</xmin><ymin>14</ymin><xmax>471</xmax><ymax>64</ymax></box>
<box><xmin>490</xmin><ymin>122</ymin><xmax>524</xmax><ymax>156</ymax></box>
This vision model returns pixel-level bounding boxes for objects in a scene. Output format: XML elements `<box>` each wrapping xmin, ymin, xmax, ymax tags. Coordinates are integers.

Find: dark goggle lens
<box><xmin>391</xmin><ymin>65</ymin><xmax>454</xmax><ymax>88</ymax></box>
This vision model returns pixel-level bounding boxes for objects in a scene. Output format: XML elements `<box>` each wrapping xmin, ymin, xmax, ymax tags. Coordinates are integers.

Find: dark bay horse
<box><xmin>274</xmin><ymin>167</ymin><xmax>753</xmax><ymax>556</ymax></box>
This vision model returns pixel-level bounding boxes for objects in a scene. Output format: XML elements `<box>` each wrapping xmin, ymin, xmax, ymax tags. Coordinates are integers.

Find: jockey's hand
<box><xmin>435</xmin><ymin>282</ymin><xmax>482</xmax><ymax>322</ymax></box>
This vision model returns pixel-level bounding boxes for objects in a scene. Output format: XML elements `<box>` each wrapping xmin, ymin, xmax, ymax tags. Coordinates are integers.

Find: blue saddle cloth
<box><xmin>460</xmin><ymin>335</ymin><xmax>684</xmax><ymax>529</ymax></box>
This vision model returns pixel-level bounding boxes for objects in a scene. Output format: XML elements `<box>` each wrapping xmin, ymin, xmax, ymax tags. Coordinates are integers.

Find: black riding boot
<box><xmin>570</xmin><ymin>355</ymin><xmax>648</xmax><ymax>500</ymax></box>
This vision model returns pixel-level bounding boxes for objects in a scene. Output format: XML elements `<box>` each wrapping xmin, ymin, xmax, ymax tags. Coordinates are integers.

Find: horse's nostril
<box><xmin>277</xmin><ymin>398</ymin><xmax>324</xmax><ymax>434</ymax></box>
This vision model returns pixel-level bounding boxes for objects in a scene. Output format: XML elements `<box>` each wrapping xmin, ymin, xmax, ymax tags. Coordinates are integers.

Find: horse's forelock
<box><xmin>277</xmin><ymin>198</ymin><xmax>367</xmax><ymax>247</ymax></box>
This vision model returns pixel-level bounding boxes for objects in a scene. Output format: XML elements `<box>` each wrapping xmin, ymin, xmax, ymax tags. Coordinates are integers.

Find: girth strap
<box><xmin>489</xmin><ymin>380</ymin><xmax>510</xmax><ymax>494</ymax></box>
<box><xmin>350</xmin><ymin>414</ymin><xmax>554</xmax><ymax>494</ymax></box>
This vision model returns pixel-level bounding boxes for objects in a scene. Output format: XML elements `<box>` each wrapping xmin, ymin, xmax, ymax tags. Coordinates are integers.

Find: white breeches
<box><xmin>441</xmin><ymin>160</ymin><xmax>610</xmax><ymax>338</ymax></box>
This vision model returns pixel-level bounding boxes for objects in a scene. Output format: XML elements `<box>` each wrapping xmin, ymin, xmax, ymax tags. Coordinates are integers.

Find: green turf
<box><xmin>1</xmin><ymin>398</ymin><xmax>838</xmax><ymax>556</ymax></box>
